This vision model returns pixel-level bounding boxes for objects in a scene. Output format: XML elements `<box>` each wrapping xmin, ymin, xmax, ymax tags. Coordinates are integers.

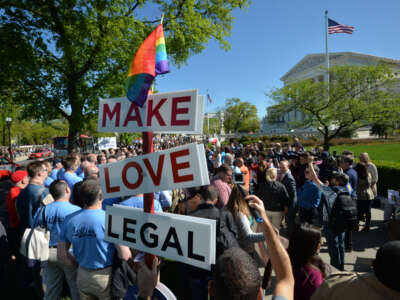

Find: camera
<box><xmin>233</xmin><ymin>172</ymin><xmax>244</xmax><ymax>184</ymax></box>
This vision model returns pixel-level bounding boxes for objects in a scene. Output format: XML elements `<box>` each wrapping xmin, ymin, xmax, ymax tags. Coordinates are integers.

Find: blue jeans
<box><xmin>325</xmin><ymin>226</ymin><xmax>345</xmax><ymax>271</ymax></box>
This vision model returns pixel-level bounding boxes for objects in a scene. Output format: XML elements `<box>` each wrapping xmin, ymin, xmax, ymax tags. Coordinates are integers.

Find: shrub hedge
<box><xmin>373</xmin><ymin>160</ymin><xmax>400</xmax><ymax>196</ymax></box>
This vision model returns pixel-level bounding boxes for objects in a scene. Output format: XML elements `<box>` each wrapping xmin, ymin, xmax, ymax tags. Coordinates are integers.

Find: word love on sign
<box><xmin>98</xmin><ymin>143</ymin><xmax>209</xmax><ymax>199</ymax></box>
<box><xmin>106</xmin><ymin>205</ymin><xmax>216</xmax><ymax>270</ymax></box>
<box><xmin>98</xmin><ymin>89</ymin><xmax>204</xmax><ymax>134</ymax></box>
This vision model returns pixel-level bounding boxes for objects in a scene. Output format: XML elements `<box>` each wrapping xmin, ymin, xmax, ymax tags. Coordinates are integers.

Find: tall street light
<box><xmin>5</xmin><ymin>117</ymin><xmax>12</xmax><ymax>161</ymax></box>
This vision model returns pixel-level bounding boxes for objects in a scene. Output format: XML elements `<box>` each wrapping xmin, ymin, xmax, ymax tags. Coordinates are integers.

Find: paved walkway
<box><xmin>263</xmin><ymin>207</ymin><xmax>388</xmax><ymax>299</ymax></box>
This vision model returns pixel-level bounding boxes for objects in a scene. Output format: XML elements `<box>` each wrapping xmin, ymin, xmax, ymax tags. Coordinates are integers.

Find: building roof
<box><xmin>280</xmin><ymin>52</ymin><xmax>400</xmax><ymax>82</ymax></box>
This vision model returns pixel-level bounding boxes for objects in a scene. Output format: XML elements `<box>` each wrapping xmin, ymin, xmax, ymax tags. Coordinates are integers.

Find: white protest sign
<box><xmin>98</xmin><ymin>89</ymin><xmax>203</xmax><ymax>134</ymax></box>
<box><xmin>98</xmin><ymin>137</ymin><xmax>117</xmax><ymax>150</ymax></box>
<box><xmin>106</xmin><ymin>205</ymin><xmax>216</xmax><ymax>270</ymax></box>
<box><xmin>99</xmin><ymin>143</ymin><xmax>209</xmax><ymax>199</ymax></box>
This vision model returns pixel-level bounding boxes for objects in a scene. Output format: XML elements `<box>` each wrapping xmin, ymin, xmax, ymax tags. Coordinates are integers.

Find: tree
<box><xmin>270</xmin><ymin>65</ymin><xmax>400</xmax><ymax>150</ymax></box>
<box><xmin>1</xmin><ymin>0</ymin><xmax>250</xmax><ymax>152</ymax></box>
<box><xmin>203</xmin><ymin>116</ymin><xmax>222</xmax><ymax>135</ymax></box>
<box><xmin>223</xmin><ymin>98</ymin><xmax>259</xmax><ymax>133</ymax></box>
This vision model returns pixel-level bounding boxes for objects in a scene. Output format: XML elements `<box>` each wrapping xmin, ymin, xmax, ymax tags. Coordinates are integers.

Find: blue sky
<box><xmin>154</xmin><ymin>0</ymin><xmax>400</xmax><ymax>118</ymax></box>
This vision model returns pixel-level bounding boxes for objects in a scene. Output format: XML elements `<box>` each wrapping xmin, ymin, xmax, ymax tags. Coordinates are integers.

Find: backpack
<box><xmin>215</xmin><ymin>208</ymin><xmax>239</xmax><ymax>257</ymax></box>
<box><xmin>329</xmin><ymin>191</ymin><xmax>358</xmax><ymax>232</ymax></box>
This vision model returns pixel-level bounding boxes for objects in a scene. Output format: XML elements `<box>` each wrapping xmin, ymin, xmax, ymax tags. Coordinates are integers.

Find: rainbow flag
<box><xmin>126</xmin><ymin>24</ymin><xmax>169</xmax><ymax>106</ymax></box>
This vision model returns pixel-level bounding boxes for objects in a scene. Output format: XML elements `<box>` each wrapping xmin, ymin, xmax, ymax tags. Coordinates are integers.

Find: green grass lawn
<box><xmin>330</xmin><ymin>142</ymin><xmax>400</xmax><ymax>163</ymax></box>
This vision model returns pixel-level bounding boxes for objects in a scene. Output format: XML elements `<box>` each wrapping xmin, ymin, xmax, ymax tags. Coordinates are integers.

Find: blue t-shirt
<box><xmin>50</xmin><ymin>169</ymin><xmax>60</xmax><ymax>180</ymax></box>
<box><xmin>16</xmin><ymin>184</ymin><xmax>50</xmax><ymax>230</ymax></box>
<box><xmin>102</xmin><ymin>197</ymin><xmax>121</xmax><ymax>210</ymax></box>
<box><xmin>345</xmin><ymin>167</ymin><xmax>358</xmax><ymax>200</ymax></box>
<box><xmin>60</xmin><ymin>209</ymin><xmax>115</xmax><ymax>269</ymax></box>
<box><xmin>35</xmin><ymin>201</ymin><xmax>80</xmax><ymax>246</ymax></box>
<box><xmin>57</xmin><ymin>168</ymin><xmax>65</xmax><ymax>180</ymax></box>
<box><xmin>63</xmin><ymin>172</ymin><xmax>83</xmax><ymax>193</ymax></box>
<box><xmin>76</xmin><ymin>166</ymin><xmax>85</xmax><ymax>179</ymax></box>
<box><xmin>44</xmin><ymin>176</ymin><xmax>54</xmax><ymax>188</ymax></box>
<box><xmin>297</xmin><ymin>180</ymin><xmax>322</xmax><ymax>209</ymax></box>
<box><xmin>154</xmin><ymin>191</ymin><xmax>172</xmax><ymax>209</ymax></box>
<box><xmin>120</xmin><ymin>196</ymin><xmax>162</xmax><ymax>212</ymax></box>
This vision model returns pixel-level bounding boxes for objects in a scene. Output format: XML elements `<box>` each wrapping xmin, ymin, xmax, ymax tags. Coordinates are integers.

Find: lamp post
<box><xmin>5</xmin><ymin>117</ymin><xmax>12</xmax><ymax>161</ymax></box>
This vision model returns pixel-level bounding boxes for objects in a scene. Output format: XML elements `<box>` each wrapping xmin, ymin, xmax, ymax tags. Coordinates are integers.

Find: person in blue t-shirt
<box><xmin>16</xmin><ymin>161</ymin><xmax>50</xmax><ymax>230</ymax></box>
<box><xmin>35</xmin><ymin>180</ymin><xmax>80</xmax><ymax>300</ymax></box>
<box><xmin>15</xmin><ymin>160</ymin><xmax>50</xmax><ymax>299</ymax></box>
<box><xmin>120</xmin><ymin>194</ymin><xmax>163</xmax><ymax>212</ymax></box>
<box><xmin>58</xmin><ymin>178</ymin><xmax>115</xmax><ymax>300</ymax></box>
<box><xmin>297</xmin><ymin>165</ymin><xmax>322</xmax><ymax>226</ymax></box>
<box><xmin>62</xmin><ymin>156</ymin><xmax>83</xmax><ymax>196</ymax></box>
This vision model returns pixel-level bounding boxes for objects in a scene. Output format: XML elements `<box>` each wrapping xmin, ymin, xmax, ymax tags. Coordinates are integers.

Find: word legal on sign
<box><xmin>98</xmin><ymin>143</ymin><xmax>210</xmax><ymax>199</ymax></box>
<box><xmin>106</xmin><ymin>205</ymin><xmax>216</xmax><ymax>270</ymax></box>
<box><xmin>98</xmin><ymin>89</ymin><xmax>204</xmax><ymax>133</ymax></box>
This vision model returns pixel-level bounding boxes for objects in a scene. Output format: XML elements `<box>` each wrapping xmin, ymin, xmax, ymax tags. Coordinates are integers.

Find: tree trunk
<box><xmin>67</xmin><ymin>108</ymin><xmax>81</xmax><ymax>153</ymax></box>
<box><xmin>323</xmin><ymin>129</ymin><xmax>330</xmax><ymax>151</ymax></box>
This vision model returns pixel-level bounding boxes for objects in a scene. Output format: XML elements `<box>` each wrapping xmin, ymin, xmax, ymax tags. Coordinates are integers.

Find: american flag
<box><xmin>328</xmin><ymin>18</ymin><xmax>354</xmax><ymax>34</ymax></box>
<box><xmin>207</xmin><ymin>93</ymin><xmax>213</xmax><ymax>104</ymax></box>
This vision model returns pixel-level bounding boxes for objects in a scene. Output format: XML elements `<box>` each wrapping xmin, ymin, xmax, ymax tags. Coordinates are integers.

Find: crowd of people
<box><xmin>0</xmin><ymin>136</ymin><xmax>399</xmax><ymax>300</ymax></box>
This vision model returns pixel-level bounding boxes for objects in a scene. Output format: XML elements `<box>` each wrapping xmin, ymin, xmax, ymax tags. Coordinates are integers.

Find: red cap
<box><xmin>11</xmin><ymin>170</ymin><xmax>28</xmax><ymax>183</ymax></box>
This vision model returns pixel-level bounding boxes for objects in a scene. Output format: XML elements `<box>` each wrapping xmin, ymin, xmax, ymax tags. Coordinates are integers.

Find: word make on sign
<box><xmin>98</xmin><ymin>89</ymin><xmax>203</xmax><ymax>134</ymax></box>
<box><xmin>98</xmin><ymin>143</ymin><xmax>209</xmax><ymax>199</ymax></box>
<box><xmin>106</xmin><ymin>205</ymin><xmax>216</xmax><ymax>270</ymax></box>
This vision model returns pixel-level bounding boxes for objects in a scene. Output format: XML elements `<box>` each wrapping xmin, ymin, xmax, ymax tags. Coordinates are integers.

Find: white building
<box><xmin>261</xmin><ymin>52</ymin><xmax>400</xmax><ymax>134</ymax></box>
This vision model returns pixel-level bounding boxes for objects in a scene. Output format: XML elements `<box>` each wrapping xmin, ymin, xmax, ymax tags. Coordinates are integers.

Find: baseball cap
<box><xmin>11</xmin><ymin>170</ymin><xmax>28</xmax><ymax>183</ymax></box>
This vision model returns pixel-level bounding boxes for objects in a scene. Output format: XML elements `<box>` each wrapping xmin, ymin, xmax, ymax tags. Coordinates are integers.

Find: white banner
<box><xmin>106</xmin><ymin>205</ymin><xmax>216</xmax><ymax>270</ymax></box>
<box><xmin>98</xmin><ymin>89</ymin><xmax>203</xmax><ymax>134</ymax></box>
<box><xmin>99</xmin><ymin>143</ymin><xmax>209</xmax><ymax>199</ymax></box>
<box><xmin>98</xmin><ymin>137</ymin><xmax>117</xmax><ymax>150</ymax></box>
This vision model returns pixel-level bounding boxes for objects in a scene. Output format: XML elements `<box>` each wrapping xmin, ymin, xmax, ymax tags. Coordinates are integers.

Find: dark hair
<box><xmin>332</xmin><ymin>172</ymin><xmax>349</xmax><ymax>187</ymax></box>
<box><xmin>27</xmin><ymin>161</ymin><xmax>45</xmax><ymax>178</ymax></box>
<box><xmin>340</xmin><ymin>155</ymin><xmax>354</xmax><ymax>166</ymax></box>
<box><xmin>78</xmin><ymin>178</ymin><xmax>101</xmax><ymax>207</ymax></box>
<box><xmin>373</xmin><ymin>241</ymin><xmax>400</xmax><ymax>292</ymax></box>
<box><xmin>216</xmin><ymin>164</ymin><xmax>231</xmax><ymax>174</ymax></box>
<box><xmin>63</xmin><ymin>156</ymin><xmax>77</xmax><ymax>170</ymax></box>
<box><xmin>44</xmin><ymin>158</ymin><xmax>53</xmax><ymax>165</ymax></box>
<box><xmin>49</xmin><ymin>180</ymin><xmax>68</xmax><ymax>201</ymax></box>
<box><xmin>354</xmin><ymin>162</ymin><xmax>368</xmax><ymax>179</ymax></box>
<box><xmin>186</xmin><ymin>185</ymin><xmax>218</xmax><ymax>203</ymax></box>
<box><xmin>226</xmin><ymin>185</ymin><xmax>250</xmax><ymax>218</ymax></box>
<box><xmin>288</xmin><ymin>223</ymin><xmax>326</xmax><ymax>278</ymax></box>
<box><xmin>213</xmin><ymin>247</ymin><xmax>261</xmax><ymax>300</ymax></box>
<box><xmin>72</xmin><ymin>181</ymin><xmax>85</xmax><ymax>208</ymax></box>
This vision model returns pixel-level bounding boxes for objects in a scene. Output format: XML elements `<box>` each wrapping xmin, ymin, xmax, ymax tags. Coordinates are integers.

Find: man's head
<box><xmin>87</xmin><ymin>153</ymin><xmax>97</xmax><ymax>165</ymax></box>
<box><xmin>63</xmin><ymin>156</ymin><xmax>78</xmax><ymax>171</ymax></box>
<box><xmin>216</xmin><ymin>164</ymin><xmax>233</xmax><ymax>184</ymax></box>
<box><xmin>49</xmin><ymin>180</ymin><xmax>70</xmax><ymax>201</ymax></box>
<box><xmin>107</xmin><ymin>155</ymin><xmax>117</xmax><ymax>163</ymax></box>
<box><xmin>11</xmin><ymin>170</ymin><xmax>29</xmax><ymax>187</ymax></box>
<box><xmin>27</xmin><ymin>161</ymin><xmax>48</xmax><ymax>182</ymax></box>
<box><xmin>373</xmin><ymin>241</ymin><xmax>400</xmax><ymax>292</ymax></box>
<box><xmin>53</xmin><ymin>158</ymin><xmax>63</xmax><ymax>170</ymax></box>
<box><xmin>84</xmin><ymin>165</ymin><xmax>99</xmax><ymax>179</ymax></box>
<box><xmin>212</xmin><ymin>247</ymin><xmax>261</xmax><ymax>300</ymax></box>
<box><xmin>299</xmin><ymin>152</ymin><xmax>309</xmax><ymax>165</ymax></box>
<box><xmin>331</xmin><ymin>172</ymin><xmax>349</xmax><ymax>187</ymax></box>
<box><xmin>279</xmin><ymin>160</ymin><xmax>290</xmax><ymax>174</ymax></box>
<box><xmin>339</xmin><ymin>155</ymin><xmax>353</xmax><ymax>171</ymax></box>
<box><xmin>79</xmin><ymin>178</ymin><xmax>102</xmax><ymax>207</ymax></box>
<box><xmin>182</xmin><ymin>185</ymin><xmax>218</xmax><ymax>213</ymax></box>
<box><xmin>234</xmin><ymin>158</ymin><xmax>243</xmax><ymax>168</ymax></box>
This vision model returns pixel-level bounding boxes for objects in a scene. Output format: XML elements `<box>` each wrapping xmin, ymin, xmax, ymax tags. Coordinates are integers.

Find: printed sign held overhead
<box><xmin>97</xmin><ymin>137</ymin><xmax>117</xmax><ymax>150</ymax></box>
<box><xmin>98</xmin><ymin>143</ymin><xmax>209</xmax><ymax>199</ymax></box>
<box><xmin>106</xmin><ymin>205</ymin><xmax>216</xmax><ymax>270</ymax></box>
<box><xmin>98</xmin><ymin>89</ymin><xmax>203</xmax><ymax>134</ymax></box>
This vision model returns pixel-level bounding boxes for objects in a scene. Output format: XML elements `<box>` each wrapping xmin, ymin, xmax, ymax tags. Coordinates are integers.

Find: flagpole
<box><xmin>207</xmin><ymin>90</ymin><xmax>210</xmax><ymax>135</ymax></box>
<box><xmin>325</xmin><ymin>10</ymin><xmax>330</xmax><ymax>83</ymax></box>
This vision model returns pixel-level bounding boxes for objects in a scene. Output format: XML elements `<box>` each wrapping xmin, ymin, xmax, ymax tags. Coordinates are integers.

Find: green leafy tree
<box><xmin>2</xmin><ymin>0</ymin><xmax>250</xmax><ymax>152</ymax></box>
<box><xmin>203</xmin><ymin>116</ymin><xmax>222</xmax><ymax>135</ymax></box>
<box><xmin>223</xmin><ymin>98</ymin><xmax>259</xmax><ymax>133</ymax></box>
<box><xmin>270</xmin><ymin>65</ymin><xmax>400</xmax><ymax>150</ymax></box>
